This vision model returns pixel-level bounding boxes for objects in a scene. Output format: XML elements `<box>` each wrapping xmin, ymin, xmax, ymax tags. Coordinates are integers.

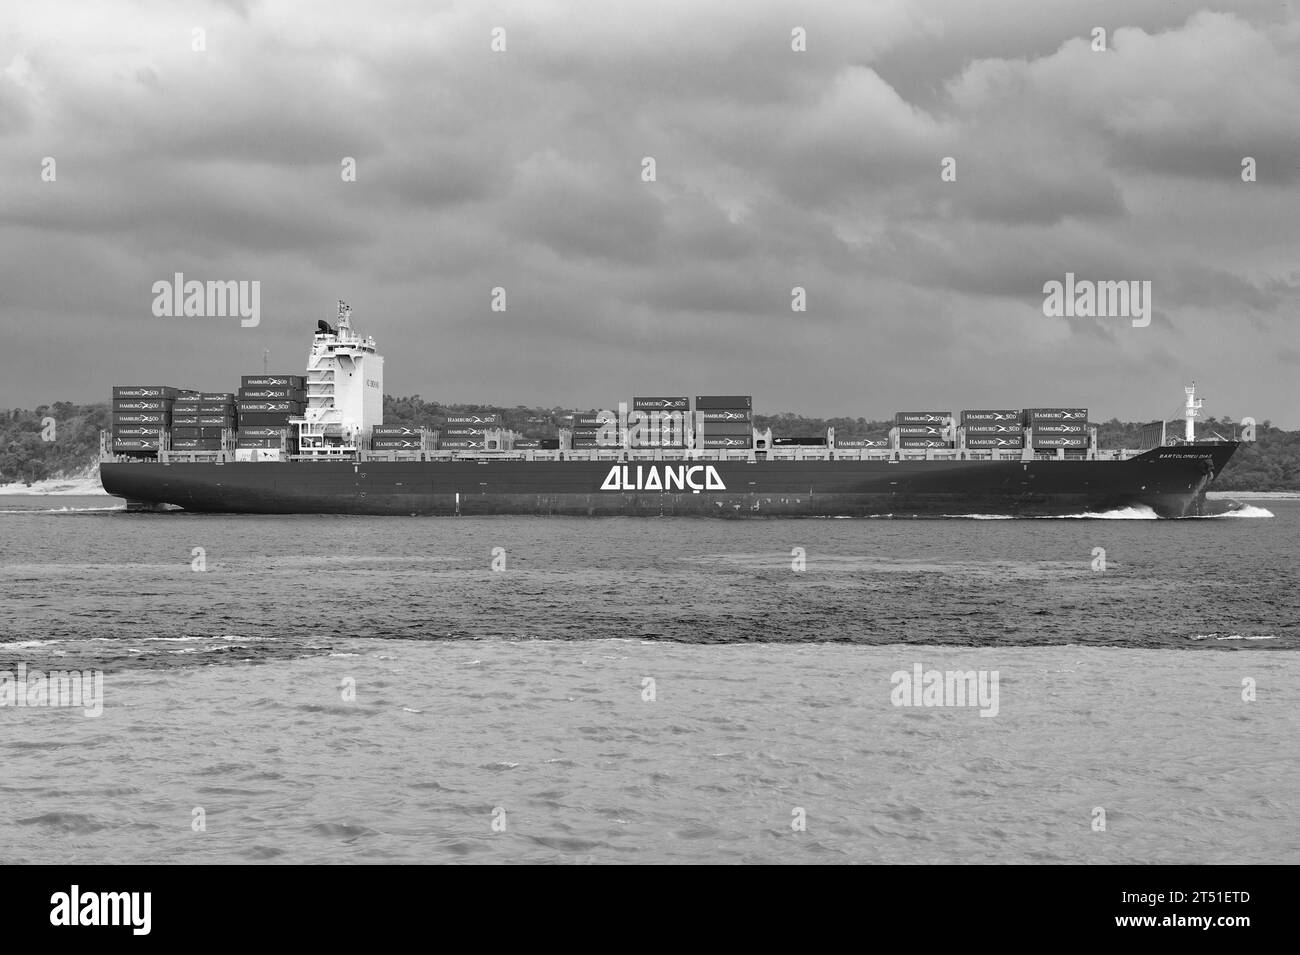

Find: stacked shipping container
<box><xmin>234</xmin><ymin>426</ymin><xmax>288</xmax><ymax>450</ymax></box>
<box><xmin>895</xmin><ymin>411</ymin><xmax>954</xmax><ymax>449</ymax></box>
<box><xmin>237</xmin><ymin>376</ymin><xmax>305</xmax><ymax>429</ymax></box>
<box><xmin>696</xmin><ymin>396</ymin><xmax>753</xmax><ymax>449</ymax></box>
<box><xmin>632</xmin><ymin>397</ymin><xmax>689</xmax><ymax>449</ymax></box>
<box><xmin>1023</xmin><ymin>408</ymin><xmax>1089</xmax><ymax>450</ymax></box>
<box><xmin>441</xmin><ymin>413</ymin><xmax>501</xmax><ymax>450</ymax></box>
<box><xmin>235</xmin><ymin>375</ymin><xmax>304</xmax><ymax>452</ymax></box>
<box><xmin>371</xmin><ymin>424</ymin><xmax>425</xmax><ymax>452</ymax></box>
<box><xmin>172</xmin><ymin>391</ymin><xmax>236</xmax><ymax>451</ymax></box>
<box><xmin>961</xmin><ymin>409</ymin><xmax>1023</xmax><ymax>451</ymax></box>
<box><xmin>110</xmin><ymin>386</ymin><xmax>180</xmax><ymax>455</ymax></box>
<box><xmin>569</xmin><ymin>410</ymin><xmax>614</xmax><ymax>450</ymax></box>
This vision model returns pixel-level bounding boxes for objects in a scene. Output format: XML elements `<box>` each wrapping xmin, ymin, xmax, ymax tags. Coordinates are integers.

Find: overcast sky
<box><xmin>2</xmin><ymin>0</ymin><xmax>1297</xmax><ymax>426</ymax></box>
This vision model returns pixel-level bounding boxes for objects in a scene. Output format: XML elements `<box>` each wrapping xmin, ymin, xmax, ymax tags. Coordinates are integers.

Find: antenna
<box><xmin>262</xmin><ymin>349</ymin><xmax>269</xmax><ymax>374</ymax></box>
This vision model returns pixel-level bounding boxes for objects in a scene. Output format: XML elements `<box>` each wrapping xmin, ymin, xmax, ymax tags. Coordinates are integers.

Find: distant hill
<box><xmin>1</xmin><ymin>402</ymin><xmax>110</xmax><ymax>485</ymax></box>
<box><xmin>3</xmin><ymin>399</ymin><xmax>1296</xmax><ymax>491</ymax></box>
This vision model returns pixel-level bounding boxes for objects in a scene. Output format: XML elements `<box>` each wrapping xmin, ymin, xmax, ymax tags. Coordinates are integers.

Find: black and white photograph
<box><xmin>0</xmin><ymin>0</ymin><xmax>1295</xmax><ymax>905</ymax></box>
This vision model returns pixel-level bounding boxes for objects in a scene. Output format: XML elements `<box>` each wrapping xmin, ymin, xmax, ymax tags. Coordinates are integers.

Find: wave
<box><xmin>1202</xmin><ymin>505</ymin><xmax>1274</xmax><ymax>519</ymax></box>
<box><xmin>1188</xmin><ymin>633</ymin><xmax>1278</xmax><ymax>641</ymax></box>
<box><xmin>941</xmin><ymin>506</ymin><xmax>1163</xmax><ymax>520</ymax></box>
<box><xmin>1054</xmin><ymin>505</ymin><xmax>1160</xmax><ymax>520</ymax></box>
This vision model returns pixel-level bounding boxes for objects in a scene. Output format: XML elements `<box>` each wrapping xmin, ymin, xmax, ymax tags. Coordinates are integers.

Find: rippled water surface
<box><xmin>1</xmin><ymin>497</ymin><xmax>1296</xmax><ymax>863</ymax></box>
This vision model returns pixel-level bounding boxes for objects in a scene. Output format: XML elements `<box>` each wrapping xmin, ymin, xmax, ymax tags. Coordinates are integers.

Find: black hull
<box><xmin>100</xmin><ymin>443</ymin><xmax>1238</xmax><ymax>518</ymax></box>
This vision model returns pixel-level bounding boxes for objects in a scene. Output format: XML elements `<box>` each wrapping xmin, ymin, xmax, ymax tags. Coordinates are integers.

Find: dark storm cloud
<box><xmin>0</xmin><ymin>0</ymin><xmax>1296</xmax><ymax>426</ymax></box>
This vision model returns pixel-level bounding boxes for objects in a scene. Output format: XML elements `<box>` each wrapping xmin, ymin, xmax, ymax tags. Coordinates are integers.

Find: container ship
<box><xmin>99</xmin><ymin>303</ymin><xmax>1240</xmax><ymax>518</ymax></box>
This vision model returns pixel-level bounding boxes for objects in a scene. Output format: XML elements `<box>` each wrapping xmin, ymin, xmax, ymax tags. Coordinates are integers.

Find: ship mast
<box><xmin>1184</xmin><ymin>382</ymin><xmax>1202</xmax><ymax>442</ymax></box>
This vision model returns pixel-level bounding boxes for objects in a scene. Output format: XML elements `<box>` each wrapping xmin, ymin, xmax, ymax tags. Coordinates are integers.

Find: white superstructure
<box><xmin>1184</xmin><ymin>381</ymin><xmax>1202</xmax><ymax>442</ymax></box>
<box><xmin>293</xmin><ymin>301</ymin><xmax>384</xmax><ymax>456</ymax></box>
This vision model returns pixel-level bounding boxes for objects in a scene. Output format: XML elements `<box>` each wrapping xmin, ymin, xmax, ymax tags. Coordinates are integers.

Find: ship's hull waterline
<box><xmin>100</xmin><ymin>443</ymin><xmax>1238</xmax><ymax>518</ymax></box>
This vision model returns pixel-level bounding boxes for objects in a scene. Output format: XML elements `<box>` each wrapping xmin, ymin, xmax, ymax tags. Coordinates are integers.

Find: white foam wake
<box><xmin>1054</xmin><ymin>505</ymin><xmax>1160</xmax><ymax>520</ymax></box>
<box><xmin>944</xmin><ymin>506</ymin><xmax>1161</xmax><ymax>519</ymax></box>
<box><xmin>1205</xmin><ymin>505</ymin><xmax>1274</xmax><ymax>518</ymax></box>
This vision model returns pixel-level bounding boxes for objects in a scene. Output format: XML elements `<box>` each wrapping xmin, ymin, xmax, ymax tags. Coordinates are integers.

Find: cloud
<box><xmin>0</xmin><ymin>0</ymin><xmax>1296</xmax><ymax>427</ymax></box>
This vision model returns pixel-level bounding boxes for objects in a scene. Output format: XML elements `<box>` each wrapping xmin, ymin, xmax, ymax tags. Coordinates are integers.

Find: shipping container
<box><xmin>444</xmin><ymin>414</ymin><xmax>502</xmax><ymax>426</ymax></box>
<box><xmin>236</xmin><ymin>400</ymin><xmax>302</xmax><ymax>413</ymax></box>
<box><xmin>897</xmin><ymin>425</ymin><xmax>950</xmax><ymax>437</ymax></box>
<box><xmin>537</xmin><ymin>438</ymin><xmax>561</xmax><ymax>450</ymax></box>
<box><xmin>1032</xmin><ymin>436</ymin><xmax>1089</xmax><ymax>448</ymax></box>
<box><xmin>961</xmin><ymin>410</ymin><xmax>1020</xmax><ymax>424</ymax></box>
<box><xmin>237</xmin><ymin>412</ymin><xmax>294</xmax><ymax>427</ymax></box>
<box><xmin>773</xmin><ymin>436</ymin><xmax>828</xmax><ymax>446</ymax></box>
<box><xmin>111</xmin><ymin>425</ymin><xmax>165</xmax><ymax>438</ymax></box>
<box><xmin>111</xmin><ymin>386</ymin><xmax>180</xmax><ymax>399</ymax></box>
<box><xmin>444</xmin><ymin>427</ymin><xmax>487</xmax><ymax>437</ymax></box>
<box><xmin>170</xmin><ymin>438</ymin><xmax>223</xmax><ymax>451</ymax></box>
<box><xmin>1029</xmin><ymin>422</ymin><xmax>1088</xmax><ymax>435</ymax></box>
<box><xmin>198</xmin><ymin>392</ymin><xmax>233</xmax><ymax>402</ymax></box>
<box><xmin>570</xmin><ymin>414</ymin><xmax>615</xmax><ymax>428</ymax></box>
<box><xmin>698</xmin><ymin>422</ymin><xmax>753</xmax><ymax>436</ymax></box>
<box><xmin>700</xmin><ymin>436</ymin><xmax>753</xmax><ymax>449</ymax></box>
<box><xmin>698</xmin><ymin>410</ymin><xmax>751</xmax><ymax>423</ymax></box>
<box><xmin>371</xmin><ymin>439</ymin><xmax>422</xmax><ymax>450</ymax></box>
<box><xmin>632</xmin><ymin>397</ymin><xmax>689</xmax><ymax>411</ymax></box>
<box><xmin>111</xmin><ymin>438</ymin><xmax>160</xmax><ymax>450</ymax></box>
<box><xmin>237</xmin><ymin>387</ymin><xmax>305</xmax><ymax>401</ymax></box>
<box><xmin>965</xmin><ymin>436</ymin><xmax>1025</xmax><ymax>449</ymax></box>
<box><xmin>171</xmin><ymin>404</ymin><xmax>203</xmax><ymax>414</ymax></box>
<box><xmin>372</xmin><ymin>426</ymin><xmax>423</xmax><ymax>437</ymax></box>
<box><xmin>439</xmin><ymin>440</ymin><xmax>485</xmax><ymax>450</ymax></box>
<box><xmin>112</xmin><ymin>399</ymin><xmax>173</xmax><ymax>412</ymax></box>
<box><xmin>895</xmin><ymin>411</ymin><xmax>952</xmax><ymax>426</ymax></box>
<box><xmin>170</xmin><ymin>415</ymin><xmax>201</xmax><ymax>426</ymax></box>
<box><xmin>1023</xmin><ymin>408</ymin><xmax>1087</xmax><ymax>423</ymax></box>
<box><xmin>168</xmin><ymin>426</ymin><xmax>227</xmax><ymax>439</ymax></box>
<box><xmin>899</xmin><ymin>438</ymin><xmax>955</xmax><ymax>449</ymax></box>
<box><xmin>512</xmin><ymin>439</ymin><xmax>541</xmax><ymax>449</ymax></box>
<box><xmin>196</xmin><ymin>415</ymin><xmax>235</xmax><ymax>428</ymax></box>
<box><xmin>834</xmin><ymin>438</ymin><xmax>889</xmax><ymax>448</ymax></box>
<box><xmin>241</xmin><ymin>375</ymin><xmax>305</xmax><ymax>388</ymax></box>
<box><xmin>197</xmin><ymin>403</ymin><xmax>235</xmax><ymax>414</ymax></box>
<box><xmin>695</xmin><ymin>396</ymin><xmax>752</xmax><ymax>410</ymax></box>
<box><xmin>113</xmin><ymin>412</ymin><xmax>168</xmax><ymax>425</ymax></box>
<box><xmin>236</xmin><ymin>427</ymin><xmax>286</xmax><ymax>440</ymax></box>
<box><xmin>234</xmin><ymin>437</ymin><xmax>284</xmax><ymax>449</ymax></box>
<box><xmin>963</xmin><ymin>423</ymin><xmax>1024</xmax><ymax>435</ymax></box>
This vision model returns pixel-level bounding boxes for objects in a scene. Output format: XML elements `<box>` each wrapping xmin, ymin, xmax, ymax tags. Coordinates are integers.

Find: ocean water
<box><xmin>0</xmin><ymin>497</ymin><xmax>1296</xmax><ymax>863</ymax></box>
